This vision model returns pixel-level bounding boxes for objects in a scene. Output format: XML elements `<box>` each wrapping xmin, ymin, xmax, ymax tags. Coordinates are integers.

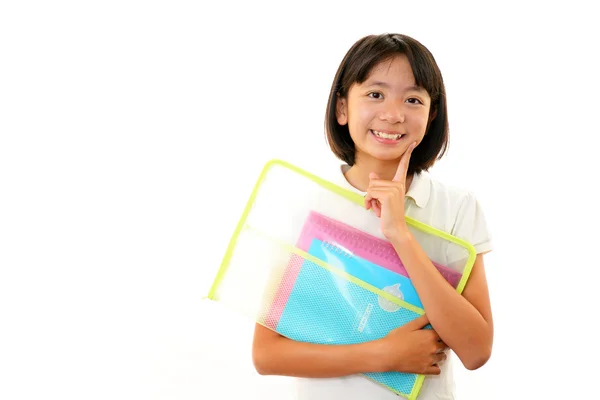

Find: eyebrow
<box><xmin>365</xmin><ymin>81</ymin><xmax>427</xmax><ymax>93</ymax></box>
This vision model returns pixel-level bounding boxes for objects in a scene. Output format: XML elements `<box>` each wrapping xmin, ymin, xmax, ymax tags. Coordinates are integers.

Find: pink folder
<box><xmin>264</xmin><ymin>211</ymin><xmax>461</xmax><ymax>329</ymax></box>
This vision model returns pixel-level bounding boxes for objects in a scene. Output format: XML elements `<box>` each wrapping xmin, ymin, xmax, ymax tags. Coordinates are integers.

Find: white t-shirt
<box><xmin>293</xmin><ymin>163</ymin><xmax>493</xmax><ymax>400</ymax></box>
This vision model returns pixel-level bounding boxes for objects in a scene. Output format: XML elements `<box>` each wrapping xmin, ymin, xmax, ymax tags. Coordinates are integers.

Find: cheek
<box><xmin>355</xmin><ymin>102</ymin><xmax>375</xmax><ymax>127</ymax></box>
<box><xmin>412</xmin><ymin>112</ymin><xmax>431</xmax><ymax>133</ymax></box>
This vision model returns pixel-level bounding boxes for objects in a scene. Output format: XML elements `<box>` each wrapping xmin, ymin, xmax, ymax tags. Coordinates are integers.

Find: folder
<box><xmin>263</xmin><ymin>210</ymin><xmax>468</xmax><ymax>397</ymax></box>
<box><xmin>206</xmin><ymin>159</ymin><xmax>477</xmax><ymax>400</ymax></box>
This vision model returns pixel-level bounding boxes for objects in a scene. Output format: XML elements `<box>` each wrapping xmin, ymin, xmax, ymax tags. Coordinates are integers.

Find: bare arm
<box><xmin>252</xmin><ymin>314</ymin><xmax>446</xmax><ymax>377</ymax></box>
<box><xmin>390</xmin><ymin>233</ymin><xmax>493</xmax><ymax>370</ymax></box>
<box><xmin>252</xmin><ymin>324</ymin><xmax>383</xmax><ymax>377</ymax></box>
<box><xmin>362</xmin><ymin>145</ymin><xmax>493</xmax><ymax>370</ymax></box>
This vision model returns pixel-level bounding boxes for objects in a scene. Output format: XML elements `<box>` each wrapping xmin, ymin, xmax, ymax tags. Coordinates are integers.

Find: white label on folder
<box><xmin>358</xmin><ymin>303</ymin><xmax>374</xmax><ymax>332</ymax></box>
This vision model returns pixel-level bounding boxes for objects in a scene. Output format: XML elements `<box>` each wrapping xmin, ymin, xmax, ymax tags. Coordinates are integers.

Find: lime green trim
<box><xmin>362</xmin><ymin>366</ymin><xmax>424</xmax><ymax>399</ymax></box>
<box><xmin>404</xmin><ymin>215</ymin><xmax>477</xmax><ymax>294</ymax></box>
<box><xmin>206</xmin><ymin>157</ymin><xmax>361</xmax><ymax>300</ymax></box>
<box><xmin>206</xmin><ymin>161</ymin><xmax>273</xmax><ymax>300</ymax></box>
<box><xmin>408</xmin><ymin>375</ymin><xmax>426</xmax><ymax>400</ymax></box>
<box><xmin>248</xmin><ymin>225</ymin><xmax>424</xmax><ymax>315</ymax></box>
<box><xmin>206</xmin><ymin>157</ymin><xmax>478</xmax><ymax>400</ymax></box>
<box><xmin>208</xmin><ymin>157</ymin><xmax>477</xmax><ymax>299</ymax></box>
<box><xmin>258</xmin><ymin>159</ymin><xmax>477</xmax><ymax>293</ymax></box>
<box><xmin>265</xmin><ymin>158</ymin><xmax>364</xmax><ymax>205</ymax></box>
<box><xmin>362</xmin><ymin>374</ymin><xmax>413</xmax><ymax>398</ymax></box>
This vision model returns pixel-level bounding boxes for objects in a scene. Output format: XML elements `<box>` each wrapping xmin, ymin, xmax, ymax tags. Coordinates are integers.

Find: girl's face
<box><xmin>336</xmin><ymin>54</ymin><xmax>432</xmax><ymax>165</ymax></box>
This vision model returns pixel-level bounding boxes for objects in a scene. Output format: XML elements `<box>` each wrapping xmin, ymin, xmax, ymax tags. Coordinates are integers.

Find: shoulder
<box><xmin>425</xmin><ymin>173</ymin><xmax>484</xmax><ymax>223</ymax></box>
<box><xmin>414</xmin><ymin>173</ymin><xmax>493</xmax><ymax>254</ymax></box>
<box><xmin>424</xmin><ymin>172</ymin><xmax>465</xmax><ymax>197</ymax></box>
<box><xmin>414</xmin><ymin>171</ymin><xmax>477</xmax><ymax>213</ymax></box>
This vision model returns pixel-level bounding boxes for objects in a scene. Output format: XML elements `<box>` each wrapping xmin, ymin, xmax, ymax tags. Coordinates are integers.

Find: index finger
<box><xmin>393</xmin><ymin>142</ymin><xmax>417</xmax><ymax>182</ymax></box>
<box><xmin>405</xmin><ymin>313</ymin><xmax>429</xmax><ymax>330</ymax></box>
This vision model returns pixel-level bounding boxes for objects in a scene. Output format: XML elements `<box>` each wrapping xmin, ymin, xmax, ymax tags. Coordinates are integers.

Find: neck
<box><xmin>344</xmin><ymin>156</ymin><xmax>414</xmax><ymax>193</ymax></box>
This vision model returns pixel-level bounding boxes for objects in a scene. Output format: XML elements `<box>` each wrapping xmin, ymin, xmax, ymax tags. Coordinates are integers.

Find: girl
<box><xmin>252</xmin><ymin>33</ymin><xmax>494</xmax><ymax>400</ymax></box>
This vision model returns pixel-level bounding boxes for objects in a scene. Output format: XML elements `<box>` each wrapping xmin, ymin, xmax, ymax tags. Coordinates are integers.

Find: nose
<box><xmin>379</xmin><ymin>100</ymin><xmax>405</xmax><ymax>124</ymax></box>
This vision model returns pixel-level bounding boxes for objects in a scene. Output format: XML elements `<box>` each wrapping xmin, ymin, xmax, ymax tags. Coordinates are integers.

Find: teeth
<box><xmin>372</xmin><ymin>130</ymin><xmax>403</xmax><ymax>140</ymax></box>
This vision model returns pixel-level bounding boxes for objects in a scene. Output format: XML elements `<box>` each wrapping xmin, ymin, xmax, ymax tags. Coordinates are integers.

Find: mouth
<box><xmin>370</xmin><ymin>129</ymin><xmax>404</xmax><ymax>141</ymax></box>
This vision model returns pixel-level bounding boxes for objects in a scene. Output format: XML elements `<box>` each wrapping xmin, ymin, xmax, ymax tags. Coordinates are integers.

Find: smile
<box><xmin>370</xmin><ymin>129</ymin><xmax>404</xmax><ymax>141</ymax></box>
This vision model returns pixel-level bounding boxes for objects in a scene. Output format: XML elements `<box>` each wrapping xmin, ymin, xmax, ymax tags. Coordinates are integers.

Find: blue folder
<box><xmin>274</xmin><ymin>238</ymin><xmax>424</xmax><ymax>397</ymax></box>
<box><xmin>308</xmin><ymin>238</ymin><xmax>423</xmax><ymax>309</ymax></box>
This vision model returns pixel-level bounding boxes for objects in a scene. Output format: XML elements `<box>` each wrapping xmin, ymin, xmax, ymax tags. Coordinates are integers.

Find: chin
<box><xmin>368</xmin><ymin>149</ymin><xmax>403</xmax><ymax>162</ymax></box>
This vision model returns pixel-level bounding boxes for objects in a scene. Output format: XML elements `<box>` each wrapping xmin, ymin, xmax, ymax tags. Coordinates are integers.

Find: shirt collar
<box><xmin>405</xmin><ymin>171</ymin><xmax>431</xmax><ymax>208</ymax></box>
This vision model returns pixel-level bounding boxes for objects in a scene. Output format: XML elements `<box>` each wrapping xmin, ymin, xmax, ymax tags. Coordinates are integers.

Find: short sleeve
<box><xmin>451</xmin><ymin>191</ymin><xmax>493</xmax><ymax>255</ymax></box>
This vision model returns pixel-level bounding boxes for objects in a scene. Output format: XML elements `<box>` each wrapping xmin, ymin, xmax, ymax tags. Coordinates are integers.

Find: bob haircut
<box><xmin>325</xmin><ymin>33</ymin><xmax>449</xmax><ymax>175</ymax></box>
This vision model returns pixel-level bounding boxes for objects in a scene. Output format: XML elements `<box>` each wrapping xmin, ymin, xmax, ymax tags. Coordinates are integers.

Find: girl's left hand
<box><xmin>364</xmin><ymin>142</ymin><xmax>416</xmax><ymax>240</ymax></box>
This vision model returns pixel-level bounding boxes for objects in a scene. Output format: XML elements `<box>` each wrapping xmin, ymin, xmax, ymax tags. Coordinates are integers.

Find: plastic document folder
<box><xmin>206</xmin><ymin>159</ymin><xmax>477</xmax><ymax>399</ymax></box>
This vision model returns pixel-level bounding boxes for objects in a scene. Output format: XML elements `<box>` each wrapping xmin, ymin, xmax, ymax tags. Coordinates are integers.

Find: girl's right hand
<box><xmin>377</xmin><ymin>314</ymin><xmax>448</xmax><ymax>375</ymax></box>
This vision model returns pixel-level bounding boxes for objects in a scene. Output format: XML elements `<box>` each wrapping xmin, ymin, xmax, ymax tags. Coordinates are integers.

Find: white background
<box><xmin>1</xmin><ymin>1</ymin><xmax>599</xmax><ymax>399</ymax></box>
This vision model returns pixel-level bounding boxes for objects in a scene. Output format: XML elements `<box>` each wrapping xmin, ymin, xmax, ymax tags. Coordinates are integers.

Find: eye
<box><xmin>367</xmin><ymin>92</ymin><xmax>384</xmax><ymax>99</ymax></box>
<box><xmin>406</xmin><ymin>98</ymin><xmax>423</xmax><ymax>105</ymax></box>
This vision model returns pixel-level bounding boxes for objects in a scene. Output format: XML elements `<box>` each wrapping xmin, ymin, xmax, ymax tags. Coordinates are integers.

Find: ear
<box><xmin>424</xmin><ymin>108</ymin><xmax>437</xmax><ymax>135</ymax></box>
<box><xmin>336</xmin><ymin>94</ymin><xmax>348</xmax><ymax>126</ymax></box>
<box><xmin>427</xmin><ymin>109</ymin><xmax>437</xmax><ymax>124</ymax></box>
<box><xmin>428</xmin><ymin>108</ymin><xmax>438</xmax><ymax>124</ymax></box>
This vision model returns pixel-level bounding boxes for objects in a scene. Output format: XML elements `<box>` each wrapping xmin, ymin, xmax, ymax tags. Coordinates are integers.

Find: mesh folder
<box><xmin>206</xmin><ymin>159</ymin><xmax>477</xmax><ymax>399</ymax></box>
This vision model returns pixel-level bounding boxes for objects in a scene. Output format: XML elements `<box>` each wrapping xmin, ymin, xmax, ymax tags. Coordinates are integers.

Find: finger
<box><xmin>365</xmin><ymin>195</ymin><xmax>381</xmax><ymax>216</ymax></box>
<box><xmin>433</xmin><ymin>351</ymin><xmax>448</xmax><ymax>365</ymax></box>
<box><xmin>364</xmin><ymin>190</ymin><xmax>375</xmax><ymax>209</ymax></box>
<box><xmin>425</xmin><ymin>365</ymin><xmax>441</xmax><ymax>375</ymax></box>
<box><xmin>392</xmin><ymin>141</ymin><xmax>417</xmax><ymax>182</ymax></box>
<box><xmin>405</xmin><ymin>314</ymin><xmax>430</xmax><ymax>330</ymax></box>
<box><xmin>368</xmin><ymin>179</ymin><xmax>402</xmax><ymax>188</ymax></box>
<box><xmin>435</xmin><ymin>340</ymin><xmax>448</xmax><ymax>352</ymax></box>
<box><xmin>366</xmin><ymin>189</ymin><xmax>389</xmax><ymax>203</ymax></box>
<box><xmin>426</xmin><ymin>329</ymin><xmax>441</xmax><ymax>343</ymax></box>
<box><xmin>368</xmin><ymin>173</ymin><xmax>389</xmax><ymax>207</ymax></box>
<box><xmin>367</xmin><ymin>183</ymin><xmax>405</xmax><ymax>199</ymax></box>
<box><xmin>392</xmin><ymin>141</ymin><xmax>416</xmax><ymax>182</ymax></box>
<box><xmin>371</xmin><ymin>199</ymin><xmax>381</xmax><ymax>217</ymax></box>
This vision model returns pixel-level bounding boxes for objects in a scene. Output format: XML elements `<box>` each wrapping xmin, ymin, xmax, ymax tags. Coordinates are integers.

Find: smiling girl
<box><xmin>252</xmin><ymin>33</ymin><xmax>494</xmax><ymax>400</ymax></box>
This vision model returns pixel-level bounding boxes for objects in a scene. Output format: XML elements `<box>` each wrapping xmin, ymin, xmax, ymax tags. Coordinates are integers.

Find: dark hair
<box><xmin>325</xmin><ymin>33</ymin><xmax>449</xmax><ymax>175</ymax></box>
